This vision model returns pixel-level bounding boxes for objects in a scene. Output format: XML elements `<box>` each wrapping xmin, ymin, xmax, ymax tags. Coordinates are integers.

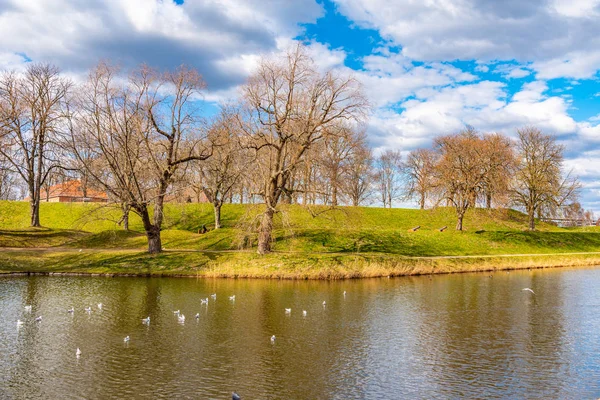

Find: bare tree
<box><xmin>341</xmin><ymin>135</ymin><xmax>373</xmax><ymax>206</ymax></box>
<box><xmin>197</xmin><ymin>106</ymin><xmax>249</xmax><ymax>229</ymax></box>
<box><xmin>511</xmin><ymin>127</ymin><xmax>580</xmax><ymax>230</ymax></box>
<box><xmin>318</xmin><ymin>124</ymin><xmax>365</xmax><ymax>206</ymax></box>
<box><xmin>241</xmin><ymin>45</ymin><xmax>368</xmax><ymax>254</ymax></box>
<box><xmin>0</xmin><ymin>64</ymin><xmax>70</xmax><ymax>226</ymax></box>
<box><xmin>434</xmin><ymin>129</ymin><xmax>488</xmax><ymax>231</ymax></box>
<box><xmin>404</xmin><ymin>148</ymin><xmax>437</xmax><ymax>209</ymax></box>
<box><xmin>479</xmin><ymin>133</ymin><xmax>515</xmax><ymax>209</ymax></box>
<box><xmin>69</xmin><ymin>63</ymin><xmax>210</xmax><ymax>253</ymax></box>
<box><xmin>375</xmin><ymin>149</ymin><xmax>403</xmax><ymax>208</ymax></box>
<box><xmin>0</xmin><ymin>152</ymin><xmax>19</xmax><ymax>200</ymax></box>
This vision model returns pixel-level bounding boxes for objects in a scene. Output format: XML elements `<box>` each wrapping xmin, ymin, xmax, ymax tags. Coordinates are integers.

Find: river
<box><xmin>1</xmin><ymin>267</ymin><xmax>599</xmax><ymax>399</ymax></box>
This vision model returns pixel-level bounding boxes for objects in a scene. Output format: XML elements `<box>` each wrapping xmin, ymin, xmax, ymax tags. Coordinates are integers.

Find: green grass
<box><xmin>1</xmin><ymin>200</ymin><xmax>600</xmax><ymax>256</ymax></box>
<box><xmin>1</xmin><ymin>200</ymin><xmax>600</xmax><ymax>278</ymax></box>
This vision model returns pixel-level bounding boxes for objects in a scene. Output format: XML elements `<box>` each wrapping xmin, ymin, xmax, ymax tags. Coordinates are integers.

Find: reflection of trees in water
<box><xmin>4</xmin><ymin>272</ymin><xmax>587</xmax><ymax>398</ymax></box>
<box><xmin>411</xmin><ymin>271</ymin><xmax>567</xmax><ymax>398</ymax></box>
<box><xmin>9</xmin><ymin>277</ymin><xmax>43</xmax><ymax>398</ymax></box>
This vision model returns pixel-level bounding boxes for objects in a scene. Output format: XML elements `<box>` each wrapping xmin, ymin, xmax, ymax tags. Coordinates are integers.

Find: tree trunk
<box><xmin>486</xmin><ymin>192</ymin><xmax>492</xmax><ymax>209</ymax></box>
<box><xmin>456</xmin><ymin>211</ymin><xmax>465</xmax><ymax>231</ymax></box>
<box><xmin>331</xmin><ymin>184</ymin><xmax>338</xmax><ymax>207</ymax></box>
<box><xmin>30</xmin><ymin>198</ymin><xmax>40</xmax><ymax>227</ymax></box>
<box><xmin>419</xmin><ymin>193</ymin><xmax>425</xmax><ymax>210</ymax></box>
<box><xmin>140</xmin><ymin>206</ymin><xmax>162</xmax><ymax>254</ymax></box>
<box><xmin>257</xmin><ymin>208</ymin><xmax>275</xmax><ymax>255</ymax></box>
<box><xmin>214</xmin><ymin>202</ymin><xmax>222</xmax><ymax>229</ymax></box>
<box><xmin>147</xmin><ymin>227</ymin><xmax>162</xmax><ymax>254</ymax></box>
<box><xmin>528</xmin><ymin>208</ymin><xmax>536</xmax><ymax>231</ymax></box>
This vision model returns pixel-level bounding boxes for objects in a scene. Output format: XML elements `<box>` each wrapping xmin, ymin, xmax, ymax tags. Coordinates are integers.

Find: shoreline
<box><xmin>2</xmin><ymin>249</ymin><xmax>600</xmax><ymax>279</ymax></box>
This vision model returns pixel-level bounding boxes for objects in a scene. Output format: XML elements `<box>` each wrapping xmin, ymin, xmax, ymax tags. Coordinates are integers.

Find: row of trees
<box><xmin>0</xmin><ymin>45</ymin><xmax>584</xmax><ymax>254</ymax></box>
<box><xmin>0</xmin><ymin>46</ymin><xmax>369</xmax><ymax>254</ymax></box>
<box><xmin>404</xmin><ymin>127</ymin><xmax>581</xmax><ymax>230</ymax></box>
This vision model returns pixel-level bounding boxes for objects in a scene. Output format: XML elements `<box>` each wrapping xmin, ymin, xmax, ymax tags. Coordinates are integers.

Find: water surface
<box><xmin>1</xmin><ymin>267</ymin><xmax>600</xmax><ymax>399</ymax></box>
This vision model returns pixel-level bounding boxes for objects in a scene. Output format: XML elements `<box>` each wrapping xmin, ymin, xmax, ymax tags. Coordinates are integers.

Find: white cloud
<box><xmin>0</xmin><ymin>0</ymin><xmax>323</xmax><ymax>90</ymax></box>
<box><xmin>0</xmin><ymin>52</ymin><xmax>28</xmax><ymax>70</ymax></box>
<box><xmin>333</xmin><ymin>0</ymin><xmax>600</xmax><ymax>79</ymax></box>
<box><xmin>534</xmin><ymin>51</ymin><xmax>600</xmax><ymax>79</ymax></box>
<box><xmin>552</xmin><ymin>0</ymin><xmax>600</xmax><ymax>18</ymax></box>
<box><xmin>366</xmin><ymin>79</ymin><xmax>582</xmax><ymax>152</ymax></box>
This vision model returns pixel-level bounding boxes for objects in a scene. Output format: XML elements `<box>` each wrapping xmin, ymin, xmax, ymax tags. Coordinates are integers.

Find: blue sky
<box><xmin>1</xmin><ymin>0</ymin><xmax>600</xmax><ymax>210</ymax></box>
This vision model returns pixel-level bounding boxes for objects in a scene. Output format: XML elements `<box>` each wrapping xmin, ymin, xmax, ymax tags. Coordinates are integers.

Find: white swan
<box><xmin>173</xmin><ymin>310</ymin><xmax>180</xmax><ymax>315</ymax></box>
<box><xmin>67</xmin><ymin>307</ymin><xmax>74</xmax><ymax>313</ymax></box>
<box><xmin>271</xmin><ymin>335</ymin><xmax>276</xmax><ymax>343</ymax></box>
<box><xmin>195</xmin><ymin>313</ymin><xmax>200</xmax><ymax>319</ymax></box>
<box><xmin>76</xmin><ymin>348</ymin><xmax>81</xmax><ymax>357</ymax></box>
<box><xmin>24</xmin><ymin>305</ymin><xmax>32</xmax><ymax>312</ymax></box>
<box><xmin>124</xmin><ymin>336</ymin><xmax>130</xmax><ymax>343</ymax></box>
<box><xmin>84</xmin><ymin>306</ymin><xmax>92</xmax><ymax>313</ymax></box>
<box><xmin>142</xmin><ymin>316</ymin><xmax>150</xmax><ymax>324</ymax></box>
<box><xmin>522</xmin><ymin>288</ymin><xmax>535</xmax><ymax>294</ymax></box>
<box><xmin>285</xmin><ymin>308</ymin><xmax>291</xmax><ymax>314</ymax></box>
<box><xmin>178</xmin><ymin>314</ymin><xmax>186</xmax><ymax>323</ymax></box>
<box><xmin>229</xmin><ymin>295</ymin><xmax>236</xmax><ymax>301</ymax></box>
<box><xmin>35</xmin><ymin>316</ymin><xmax>42</xmax><ymax>322</ymax></box>
<box><xmin>210</xmin><ymin>293</ymin><xmax>217</xmax><ymax>299</ymax></box>
<box><xmin>97</xmin><ymin>303</ymin><xmax>103</xmax><ymax>310</ymax></box>
<box><xmin>302</xmin><ymin>310</ymin><xmax>307</xmax><ymax>317</ymax></box>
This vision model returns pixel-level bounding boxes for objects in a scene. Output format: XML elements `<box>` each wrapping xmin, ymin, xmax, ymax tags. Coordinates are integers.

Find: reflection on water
<box><xmin>1</xmin><ymin>268</ymin><xmax>600</xmax><ymax>399</ymax></box>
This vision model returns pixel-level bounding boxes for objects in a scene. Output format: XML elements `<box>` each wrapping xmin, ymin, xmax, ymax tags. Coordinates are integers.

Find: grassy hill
<box><xmin>1</xmin><ymin>200</ymin><xmax>599</xmax><ymax>256</ymax></box>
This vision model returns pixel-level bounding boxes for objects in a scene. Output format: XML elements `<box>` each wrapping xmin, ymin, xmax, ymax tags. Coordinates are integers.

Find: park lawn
<box><xmin>0</xmin><ymin>200</ymin><xmax>598</xmax><ymax>255</ymax></box>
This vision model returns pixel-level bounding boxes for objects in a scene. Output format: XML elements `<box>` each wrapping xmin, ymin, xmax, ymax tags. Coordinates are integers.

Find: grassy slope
<box><xmin>1</xmin><ymin>200</ymin><xmax>600</xmax><ymax>255</ymax></box>
<box><xmin>1</xmin><ymin>201</ymin><xmax>600</xmax><ymax>278</ymax></box>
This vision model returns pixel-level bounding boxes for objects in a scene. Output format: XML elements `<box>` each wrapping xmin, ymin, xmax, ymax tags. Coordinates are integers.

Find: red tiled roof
<box><xmin>47</xmin><ymin>180</ymin><xmax>108</xmax><ymax>200</ymax></box>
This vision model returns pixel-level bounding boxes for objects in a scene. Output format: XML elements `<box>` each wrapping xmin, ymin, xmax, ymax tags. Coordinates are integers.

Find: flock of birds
<box><xmin>15</xmin><ymin>284</ymin><xmax>535</xmax><ymax>366</ymax></box>
<box><xmin>13</xmin><ymin>281</ymin><xmax>537</xmax><ymax>400</ymax></box>
<box><xmin>15</xmin><ymin>291</ymin><xmax>351</xmax><ymax>358</ymax></box>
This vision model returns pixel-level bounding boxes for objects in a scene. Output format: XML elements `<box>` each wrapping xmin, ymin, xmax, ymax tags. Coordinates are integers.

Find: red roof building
<box><xmin>38</xmin><ymin>180</ymin><xmax>108</xmax><ymax>203</ymax></box>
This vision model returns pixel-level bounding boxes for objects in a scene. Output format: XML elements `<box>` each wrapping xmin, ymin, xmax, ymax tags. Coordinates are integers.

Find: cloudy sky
<box><xmin>1</xmin><ymin>0</ymin><xmax>600</xmax><ymax>210</ymax></box>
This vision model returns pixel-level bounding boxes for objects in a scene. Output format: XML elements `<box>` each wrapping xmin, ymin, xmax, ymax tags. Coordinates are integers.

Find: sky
<box><xmin>1</xmin><ymin>0</ymin><xmax>600</xmax><ymax>211</ymax></box>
